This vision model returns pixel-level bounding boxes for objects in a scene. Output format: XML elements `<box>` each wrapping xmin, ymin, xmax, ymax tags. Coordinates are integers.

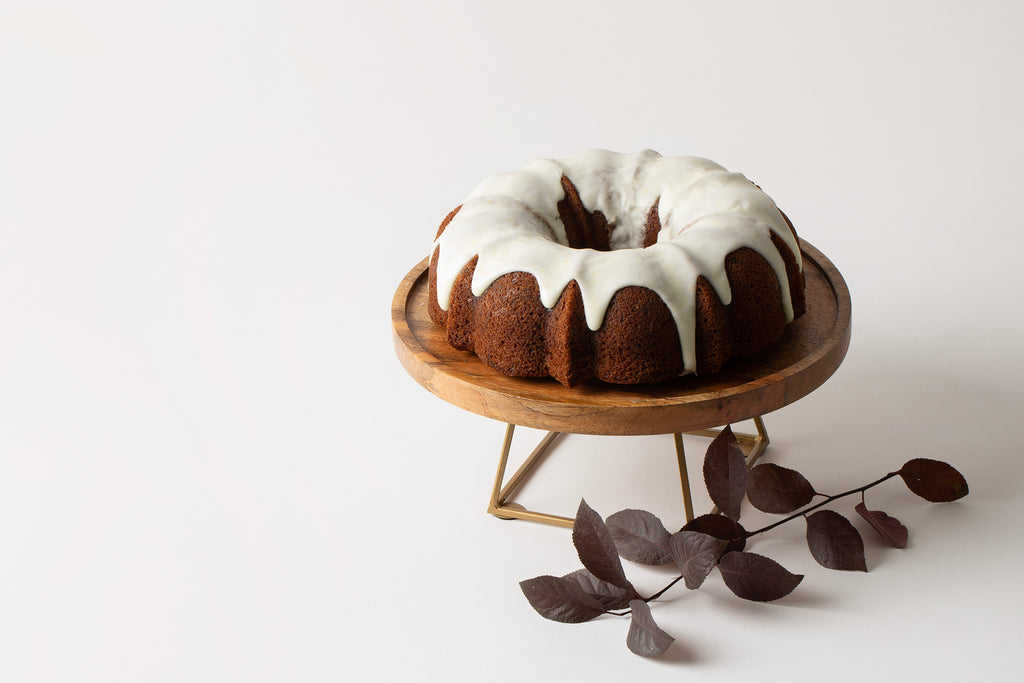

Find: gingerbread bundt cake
<box><xmin>428</xmin><ymin>150</ymin><xmax>806</xmax><ymax>387</ymax></box>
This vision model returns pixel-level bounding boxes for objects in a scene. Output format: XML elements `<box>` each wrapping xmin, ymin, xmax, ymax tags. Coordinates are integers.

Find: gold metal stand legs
<box><xmin>487</xmin><ymin>417</ymin><xmax>771</xmax><ymax>528</ymax></box>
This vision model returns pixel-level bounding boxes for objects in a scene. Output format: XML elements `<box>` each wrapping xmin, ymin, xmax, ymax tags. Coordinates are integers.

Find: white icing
<box><xmin>433</xmin><ymin>150</ymin><xmax>802</xmax><ymax>373</ymax></box>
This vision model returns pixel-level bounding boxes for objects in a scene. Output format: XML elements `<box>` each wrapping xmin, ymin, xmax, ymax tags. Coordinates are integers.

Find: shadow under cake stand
<box><xmin>392</xmin><ymin>240</ymin><xmax>851</xmax><ymax>528</ymax></box>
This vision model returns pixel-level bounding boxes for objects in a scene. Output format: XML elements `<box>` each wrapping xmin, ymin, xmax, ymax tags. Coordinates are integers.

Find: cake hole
<box><xmin>557</xmin><ymin>184</ymin><xmax>662</xmax><ymax>252</ymax></box>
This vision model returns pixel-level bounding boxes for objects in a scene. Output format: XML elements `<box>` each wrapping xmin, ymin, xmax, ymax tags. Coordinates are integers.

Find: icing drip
<box><xmin>433</xmin><ymin>150</ymin><xmax>802</xmax><ymax>373</ymax></box>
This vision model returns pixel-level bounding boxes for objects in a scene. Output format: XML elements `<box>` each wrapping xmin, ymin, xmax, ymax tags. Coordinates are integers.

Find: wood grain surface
<box><xmin>392</xmin><ymin>241</ymin><xmax>851</xmax><ymax>436</ymax></box>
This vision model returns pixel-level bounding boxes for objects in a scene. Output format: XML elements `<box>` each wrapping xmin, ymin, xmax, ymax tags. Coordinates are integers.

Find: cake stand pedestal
<box><xmin>392</xmin><ymin>241</ymin><xmax>851</xmax><ymax>528</ymax></box>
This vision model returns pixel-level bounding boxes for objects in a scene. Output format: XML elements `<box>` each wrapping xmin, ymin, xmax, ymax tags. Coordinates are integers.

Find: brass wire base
<box><xmin>487</xmin><ymin>417</ymin><xmax>771</xmax><ymax>528</ymax></box>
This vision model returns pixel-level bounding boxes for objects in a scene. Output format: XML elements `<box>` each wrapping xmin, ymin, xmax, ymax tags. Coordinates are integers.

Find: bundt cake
<box><xmin>428</xmin><ymin>149</ymin><xmax>806</xmax><ymax>387</ymax></box>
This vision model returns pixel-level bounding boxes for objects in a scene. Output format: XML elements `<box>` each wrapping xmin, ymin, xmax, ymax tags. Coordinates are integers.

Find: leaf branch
<box><xmin>518</xmin><ymin>427</ymin><xmax>969</xmax><ymax>658</ymax></box>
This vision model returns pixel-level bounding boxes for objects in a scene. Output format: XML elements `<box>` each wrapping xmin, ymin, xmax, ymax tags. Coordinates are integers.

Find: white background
<box><xmin>2</xmin><ymin>1</ymin><xmax>1023</xmax><ymax>680</ymax></box>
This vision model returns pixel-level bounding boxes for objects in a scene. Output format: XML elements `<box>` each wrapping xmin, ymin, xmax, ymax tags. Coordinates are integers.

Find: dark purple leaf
<box><xmin>805</xmin><ymin>510</ymin><xmax>867</xmax><ymax>571</ymax></box>
<box><xmin>572</xmin><ymin>499</ymin><xmax>635</xmax><ymax>592</ymax></box>
<box><xmin>626</xmin><ymin>599</ymin><xmax>674</xmax><ymax>656</ymax></box>
<box><xmin>899</xmin><ymin>459</ymin><xmax>969</xmax><ymax>502</ymax></box>
<box><xmin>562</xmin><ymin>568</ymin><xmax>638</xmax><ymax>611</ymax></box>
<box><xmin>855</xmin><ymin>502</ymin><xmax>909</xmax><ymax>549</ymax></box>
<box><xmin>668</xmin><ymin>531</ymin><xmax>728</xmax><ymax>589</ymax></box>
<box><xmin>703</xmin><ymin>426</ymin><xmax>748</xmax><ymax>521</ymax></box>
<box><xmin>746</xmin><ymin>463</ymin><xmax>816</xmax><ymax>514</ymax></box>
<box><xmin>519</xmin><ymin>575</ymin><xmax>605</xmax><ymax>623</ymax></box>
<box><xmin>718</xmin><ymin>551</ymin><xmax>803</xmax><ymax>601</ymax></box>
<box><xmin>681</xmin><ymin>514</ymin><xmax>747</xmax><ymax>552</ymax></box>
<box><xmin>606</xmin><ymin>509</ymin><xmax>673</xmax><ymax>566</ymax></box>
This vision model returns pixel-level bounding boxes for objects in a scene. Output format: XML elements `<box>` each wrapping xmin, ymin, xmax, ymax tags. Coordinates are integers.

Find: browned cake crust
<box><xmin>428</xmin><ymin>177</ymin><xmax>806</xmax><ymax>387</ymax></box>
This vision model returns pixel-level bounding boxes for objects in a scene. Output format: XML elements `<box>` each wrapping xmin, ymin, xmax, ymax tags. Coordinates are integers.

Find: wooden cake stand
<box><xmin>392</xmin><ymin>241</ymin><xmax>851</xmax><ymax>527</ymax></box>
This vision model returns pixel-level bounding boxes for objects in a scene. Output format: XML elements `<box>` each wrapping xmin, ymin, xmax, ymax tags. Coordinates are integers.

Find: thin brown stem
<box><xmin>745</xmin><ymin>472</ymin><xmax>900</xmax><ymax>538</ymax></box>
<box><xmin>644</xmin><ymin>575</ymin><xmax>685</xmax><ymax>603</ymax></box>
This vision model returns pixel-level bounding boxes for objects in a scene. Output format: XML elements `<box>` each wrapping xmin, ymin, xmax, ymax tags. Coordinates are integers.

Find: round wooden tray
<box><xmin>392</xmin><ymin>240</ymin><xmax>851</xmax><ymax>436</ymax></box>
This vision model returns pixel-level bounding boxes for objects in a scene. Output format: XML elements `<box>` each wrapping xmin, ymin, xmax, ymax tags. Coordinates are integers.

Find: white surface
<box><xmin>2</xmin><ymin>1</ymin><xmax>1022</xmax><ymax>680</ymax></box>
